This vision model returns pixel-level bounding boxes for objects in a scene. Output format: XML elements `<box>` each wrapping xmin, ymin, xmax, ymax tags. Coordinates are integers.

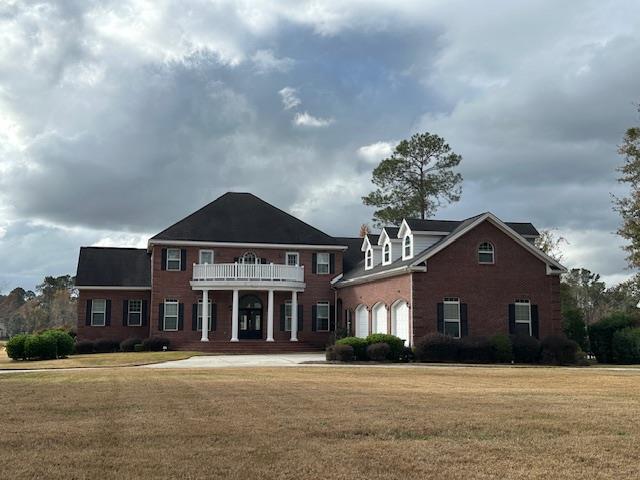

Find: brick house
<box><xmin>75</xmin><ymin>192</ymin><xmax>566</xmax><ymax>351</ymax></box>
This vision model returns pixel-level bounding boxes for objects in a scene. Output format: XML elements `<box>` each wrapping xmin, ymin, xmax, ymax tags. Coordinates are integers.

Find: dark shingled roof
<box><xmin>382</xmin><ymin>226</ymin><xmax>400</xmax><ymax>238</ymax></box>
<box><xmin>334</xmin><ymin>237</ymin><xmax>365</xmax><ymax>273</ymax></box>
<box><xmin>76</xmin><ymin>247</ymin><xmax>150</xmax><ymax>287</ymax></box>
<box><xmin>406</xmin><ymin>218</ymin><xmax>539</xmax><ymax>237</ymax></box>
<box><xmin>151</xmin><ymin>192</ymin><xmax>340</xmax><ymax>246</ymax></box>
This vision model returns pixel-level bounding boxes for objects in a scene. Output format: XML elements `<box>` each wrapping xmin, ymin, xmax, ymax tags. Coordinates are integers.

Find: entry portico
<box><xmin>190</xmin><ymin>262</ymin><xmax>305</xmax><ymax>343</ymax></box>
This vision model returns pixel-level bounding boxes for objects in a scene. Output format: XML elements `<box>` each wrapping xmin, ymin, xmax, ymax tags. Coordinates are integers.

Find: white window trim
<box><xmin>163</xmin><ymin>299</ymin><xmax>179</xmax><ymax>331</ymax></box>
<box><xmin>443</xmin><ymin>297</ymin><xmax>461</xmax><ymax>339</ymax></box>
<box><xmin>196</xmin><ymin>300</ymin><xmax>213</xmax><ymax>331</ymax></box>
<box><xmin>286</xmin><ymin>252</ymin><xmax>299</xmax><ymax>266</ymax></box>
<box><xmin>316</xmin><ymin>301</ymin><xmax>330</xmax><ymax>331</ymax></box>
<box><xmin>127</xmin><ymin>299</ymin><xmax>142</xmax><ymax>327</ymax></box>
<box><xmin>514</xmin><ymin>299</ymin><xmax>532</xmax><ymax>336</ymax></box>
<box><xmin>402</xmin><ymin>234</ymin><xmax>413</xmax><ymax>260</ymax></box>
<box><xmin>365</xmin><ymin>247</ymin><xmax>373</xmax><ymax>270</ymax></box>
<box><xmin>166</xmin><ymin>248</ymin><xmax>181</xmax><ymax>271</ymax></box>
<box><xmin>199</xmin><ymin>249</ymin><xmax>214</xmax><ymax>264</ymax></box>
<box><xmin>91</xmin><ymin>299</ymin><xmax>106</xmax><ymax>327</ymax></box>
<box><xmin>478</xmin><ymin>242</ymin><xmax>495</xmax><ymax>264</ymax></box>
<box><xmin>382</xmin><ymin>241</ymin><xmax>392</xmax><ymax>265</ymax></box>
<box><xmin>240</xmin><ymin>251</ymin><xmax>258</xmax><ymax>264</ymax></box>
<box><xmin>316</xmin><ymin>252</ymin><xmax>330</xmax><ymax>275</ymax></box>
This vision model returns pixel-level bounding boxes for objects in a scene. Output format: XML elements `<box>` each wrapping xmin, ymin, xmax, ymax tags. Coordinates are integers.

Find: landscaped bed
<box><xmin>1</xmin><ymin>367</ymin><xmax>639</xmax><ymax>479</ymax></box>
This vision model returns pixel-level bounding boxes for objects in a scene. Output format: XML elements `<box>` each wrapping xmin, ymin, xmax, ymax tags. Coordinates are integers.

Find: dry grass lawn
<box><xmin>1</xmin><ymin>366</ymin><xmax>639</xmax><ymax>479</ymax></box>
<box><xmin>0</xmin><ymin>350</ymin><xmax>202</xmax><ymax>369</ymax></box>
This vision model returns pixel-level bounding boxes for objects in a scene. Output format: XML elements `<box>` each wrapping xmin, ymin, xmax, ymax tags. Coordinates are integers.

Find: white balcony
<box><xmin>191</xmin><ymin>263</ymin><xmax>305</xmax><ymax>291</ymax></box>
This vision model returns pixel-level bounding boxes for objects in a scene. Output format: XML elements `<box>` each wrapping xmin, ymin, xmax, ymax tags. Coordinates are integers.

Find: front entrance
<box><xmin>238</xmin><ymin>294</ymin><xmax>263</xmax><ymax>339</ymax></box>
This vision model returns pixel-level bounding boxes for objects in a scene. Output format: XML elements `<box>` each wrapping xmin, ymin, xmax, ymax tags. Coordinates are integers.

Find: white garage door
<box><xmin>372</xmin><ymin>303</ymin><xmax>388</xmax><ymax>334</ymax></box>
<box><xmin>355</xmin><ymin>305</ymin><xmax>369</xmax><ymax>338</ymax></box>
<box><xmin>392</xmin><ymin>301</ymin><xmax>410</xmax><ymax>346</ymax></box>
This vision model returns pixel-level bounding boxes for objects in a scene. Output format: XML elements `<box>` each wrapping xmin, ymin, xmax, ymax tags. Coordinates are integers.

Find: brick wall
<box><xmin>77</xmin><ymin>289</ymin><xmax>151</xmax><ymax>341</ymax></box>
<box><xmin>412</xmin><ymin>220</ymin><xmax>562</xmax><ymax>340</ymax></box>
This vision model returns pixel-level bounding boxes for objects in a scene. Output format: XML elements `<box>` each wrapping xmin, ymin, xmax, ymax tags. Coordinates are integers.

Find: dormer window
<box><xmin>478</xmin><ymin>242</ymin><xmax>494</xmax><ymax>264</ymax></box>
<box><xmin>365</xmin><ymin>248</ymin><xmax>373</xmax><ymax>270</ymax></box>
<box><xmin>402</xmin><ymin>235</ymin><xmax>412</xmax><ymax>260</ymax></box>
<box><xmin>382</xmin><ymin>242</ymin><xmax>391</xmax><ymax>265</ymax></box>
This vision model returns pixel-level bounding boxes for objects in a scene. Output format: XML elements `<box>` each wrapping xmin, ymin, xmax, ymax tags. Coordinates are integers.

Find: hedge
<box><xmin>364</xmin><ymin>334</ymin><xmax>404</xmax><ymax>361</ymax></box>
<box><xmin>366</xmin><ymin>342</ymin><xmax>390</xmax><ymax>361</ymax></box>
<box><xmin>142</xmin><ymin>337</ymin><xmax>170</xmax><ymax>352</ymax></box>
<box><xmin>120</xmin><ymin>337</ymin><xmax>143</xmax><ymax>353</ymax></box>
<box><xmin>511</xmin><ymin>334</ymin><xmax>541</xmax><ymax>363</ymax></box>
<box><xmin>589</xmin><ymin>313</ymin><xmax>638</xmax><ymax>363</ymax></box>
<box><xmin>334</xmin><ymin>344</ymin><xmax>355</xmax><ymax>362</ymax></box>
<box><xmin>458</xmin><ymin>336</ymin><xmax>493</xmax><ymax>363</ymax></box>
<box><xmin>415</xmin><ymin>334</ymin><xmax>460</xmax><ymax>362</ymax></box>
<box><xmin>6</xmin><ymin>330</ymin><xmax>74</xmax><ymax>361</ymax></box>
<box><xmin>74</xmin><ymin>340</ymin><xmax>94</xmax><ymax>354</ymax></box>
<box><xmin>612</xmin><ymin>327</ymin><xmax>640</xmax><ymax>364</ymax></box>
<box><xmin>335</xmin><ymin>337</ymin><xmax>368</xmax><ymax>360</ymax></box>
<box><xmin>5</xmin><ymin>334</ymin><xmax>28</xmax><ymax>360</ymax></box>
<box><xmin>540</xmin><ymin>335</ymin><xmax>579</xmax><ymax>365</ymax></box>
<box><xmin>490</xmin><ymin>334</ymin><xmax>513</xmax><ymax>363</ymax></box>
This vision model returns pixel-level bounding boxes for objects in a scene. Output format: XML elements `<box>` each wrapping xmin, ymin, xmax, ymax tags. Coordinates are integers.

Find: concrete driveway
<box><xmin>143</xmin><ymin>353</ymin><xmax>325</xmax><ymax>368</ymax></box>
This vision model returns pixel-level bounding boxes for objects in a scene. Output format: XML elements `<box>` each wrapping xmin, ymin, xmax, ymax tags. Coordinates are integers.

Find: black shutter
<box><xmin>531</xmin><ymin>305</ymin><xmax>539</xmax><ymax>339</ymax></box>
<box><xmin>158</xmin><ymin>303</ymin><xmax>164</xmax><ymax>331</ymax></box>
<box><xmin>123</xmin><ymin>300</ymin><xmax>128</xmax><ymax>326</ymax></box>
<box><xmin>312</xmin><ymin>305</ymin><xmax>317</xmax><ymax>331</ymax></box>
<box><xmin>329</xmin><ymin>253</ymin><xmax>335</xmax><ymax>274</ymax></box>
<box><xmin>330</xmin><ymin>304</ymin><xmax>336</xmax><ymax>331</ymax></box>
<box><xmin>297</xmin><ymin>305</ymin><xmax>303</xmax><ymax>331</ymax></box>
<box><xmin>233</xmin><ymin>257</ymin><xmax>239</xmax><ymax>263</ymax></box>
<box><xmin>192</xmin><ymin>304</ymin><xmax>198</xmax><ymax>330</ymax></box>
<box><xmin>85</xmin><ymin>299</ymin><xmax>92</xmax><ymax>326</ymax></box>
<box><xmin>180</xmin><ymin>249</ymin><xmax>187</xmax><ymax>271</ymax></box>
<box><xmin>437</xmin><ymin>303</ymin><xmax>444</xmax><ymax>334</ymax></box>
<box><xmin>460</xmin><ymin>303</ymin><xmax>468</xmax><ymax>337</ymax></box>
<box><xmin>212</xmin><ymin>304</ymin><xmax>217</xmax><ymax>331</ymax></box>
<box><xmin>142</xmin><ymin>300</ymin><xmax>148</xmax><ymax>326</ymax></box>
<box><xmin>161</xmin><ymin>248</ymin><xmax>167</xmax><ymax>270</ymax></box>
<box><xmin>312</xmin><ymin>253</ymin><xmax>317</xmax><ymax>274</ymax></box>
<box><xmin>178</xmin><ymin>303</ymin><xmax>184</xmax><ymax>330</ymax></box>
<box><xmin>260</xmin><ymin>257</ymin><xmax>267</xmax><ymax>264</ymax></box>
<box><xmin>508</xmin><ymin>304</ymin><xmax>516</xmax><ymax>334</ymax></box>
<box><xmin>105</xmin><ymin>300</ymin><xmax>111</xmax><ymax>326</ymax></box>
<box><xmin>280</xmin><ymin>304</ymin><xmax>286</xmax><ymax>331</ymax></box>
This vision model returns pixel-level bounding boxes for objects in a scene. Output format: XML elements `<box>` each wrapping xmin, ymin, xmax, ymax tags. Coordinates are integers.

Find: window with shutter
<box><xmin>163</xmin><ymin>299</ymin><xmax>179</xmax><ymax>331</ymax></box>
<box><xmin>91</xmin><ymin>299</ymin><xmax>107</xmax><ymax>326</ymax></box>
<box><xmin>443</xmin><ymin>297</ymin><xmax>461</xmax><ymax>338</ymax></box>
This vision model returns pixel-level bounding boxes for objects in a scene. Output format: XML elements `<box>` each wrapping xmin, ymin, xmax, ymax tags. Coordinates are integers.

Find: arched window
<box><xmin>478</xmin><ymin>242</ymin><xmax>494</xmax><ymax>264</ymax></box>
<box><xmin>240</xmin><ymin>251</ymin><xmax>258</xmax><ymax>264</ymax></box>
<box><xmin>365</xmin><ymin>248</ymin><xmax>373</xmax><ymax>270</ymax></box>
<box><xmin>403</xmin><ymin>235</ymin><xmax>412</xmax><ymax>259</ymax></box>
<box><xmin>383</xmin><ymin>242</ymin><xmax>391</xmax><ymax>264</ymax></box>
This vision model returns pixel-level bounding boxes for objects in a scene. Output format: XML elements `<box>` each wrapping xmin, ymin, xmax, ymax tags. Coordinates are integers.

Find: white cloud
<box><xmin>251</xmin><ymin>49</ymin><xmax>294</xmax><ymax>73</ymax></box>
<box><xmin>357</xmin><ymin>141</ymin><xmax>396</xmax><ymax>163</ymax></box>
<box><xmin>293</xmin><ymin>111</ymin><xmax>334</xmax><ymax>127</ymax></box>
<box><xmin>278</xmin><ymin>86</ymin><xmax>301</xmax><ymax>110</ymax></box>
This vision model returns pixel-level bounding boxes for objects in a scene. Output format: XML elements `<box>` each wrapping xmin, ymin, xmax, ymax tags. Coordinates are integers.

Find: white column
<box><xmin>266</xmin><ymin>290</ymin><xmax>274</xmax><ymax>342</ymax></box>
<box><xmin>231</xmin><ymin>289</ymin><xmax>239</xmax><ymax>342</ymax></box>
<box><xmin>290</xmin><ymin>290</ymin><xmax>298</xmax><ymax>342</ymax></box>
<box><xmin>200</xmin><ymin>289</ymin><xmax>209</xmax><ymax>342</ymax></box>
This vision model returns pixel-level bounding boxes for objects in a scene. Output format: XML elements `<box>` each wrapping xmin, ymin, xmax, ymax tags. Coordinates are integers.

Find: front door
<box><xmin>238</xmin><ymin>295</ymin><xmax>263</xmax><ymax>340</ymax></box>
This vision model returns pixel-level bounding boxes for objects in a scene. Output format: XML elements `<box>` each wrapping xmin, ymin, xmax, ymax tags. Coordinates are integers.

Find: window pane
<box><xmin>92</xmin><ymin>312</ymin><xmax>105</xmax><ymax>326</ymax></box>
<box><xmin>317</xmin><ymin>318</ymin><xmax>329</xmax><ymax>331</ymax></box>
<box><xmin>129</xmin><ymin>300</ymin><xmax>142</xmax><ymax>313</ymax></box>
<box><xmin>286</xmin><ymin>254</ymin><xmax>298</xmax><ymax>266</ymax></box>
<box><xmin>128</xmin><ymin>312</ymin><xmax>142</xmax><ymax>326</ymax></box>
<box><xmin>93</xmin><ymin>299</ymin><xmax>106</xmax><ymax>313</ymax></box>
<box><xmin>165</xmin><ymin>302</ymin><xmax>178</xmax><ymax>316</ymax></box>
<box><xmin>317</xmin><ymin>304</ymin><xmax>329</xmax><ymax>318</ymax></box>
<box><xmin>515</xmin><ymin>322</ymin><xmax>531</xmax><ymax>336</ymax></box>
<box><xmin>164</xmin><ymin>317</ymin><xmax>178</xmax><ymax>330</ymax></box>
<box><xmin>478</xmin><ymin>252</ymin><xmax>493</xmax><ymax>263</ymax></box>
<box><xmin>168</xmin><ymin>249</ymin><xmax>180</xmax><ymax>259</ymax></box>
<box><xmin>444</xmin><ymin>321</ymin><xmax>460</xmax><ymax>338</ymax></box>
<box><xmin>515</xmin><ymin>304</ymin><xmax>530</xmax><ymax>322</ymax></box>
<box><xmin>443</xmin><ymin>303</ymin><xmax>459</xmax><ymax>320</ymax></box>
<box><xmin>200</xmin><ymin>251</ymin><xmax>213</xmax><ymax>264</ymax></box>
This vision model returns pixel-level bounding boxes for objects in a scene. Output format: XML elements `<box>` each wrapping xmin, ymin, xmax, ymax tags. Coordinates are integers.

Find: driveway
<box><xmin>143</xmin><ymin>353</ymin><xmax>325</xmax><ymax>368</ymax></box>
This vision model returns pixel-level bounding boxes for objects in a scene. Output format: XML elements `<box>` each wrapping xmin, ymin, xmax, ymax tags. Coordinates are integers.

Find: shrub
<box><xmin>120</xmin><ymin>337</ymin><xmax>143</xmax><ymax>352</ymax></box>
<box><xmin>415</xmin><ymin>334</ymin><xmax>460</xmax><ymax>363</ymax></box>
<box><xmin>589</xmin><ymin>313</ymin><xmax>638</xmax><ymax>363</ymax></box>
<box><xmin>335</xmin><ymin>337</ymin><xmax>368</xmax><ymax>360</ymax></box>
<box><xmin>23</xmin><ymin>333</ymin><xmax>57</xmax><ymax>360</ymax></box>
<box><xmin>562</xmin><ymin>309</ymin><xmax>589</xmax><ymax>351</ymax></box>
<box><xmin>540</xmin><ymin>335</ymin><xmax>579</xmax><ymax>365</ymax></box>
<box><xmin>458</xmin><ymin>336</ymin><xmax>493</xmax><ymax>363</ymax></box>
<box><xmin>94</xmin><ymin>339</ymin><xmax>120</xmax><ymax>353</ymax></box>
<box><xmin>325</xmin><ymin>345</ymin><xmax>336</xmax><ymax>361</ymax></box>
<box><xmin>366</xmin><ymin>342</ymin><xmax>390</xmax><ymax>361</ymax></box>
<box><xmin>74</xmin><ymin>340</ymin><xmax>95</xmax><ymax>354</ymax></box>
<box><xmin>490</xmin><ymin>334</ymin><xmax>513</xmax><ymax>363</ymax></box>
<box><xmin>398</xmin><ymin>346</ymin><xmax>415</xmax><ymax>363</ymax></box>
<box><xmin>46</xmin><ymin>330</ymin><xmax>75</xmax><ymax>358</ymax></box>
<box><xmin>612</xmin><ymin>327</ymin><xmax>640</xmax><ymax>364</ymax></box>
<box><xmin>5</xmin><ymin>334</ymin><xmax>28</xmax><ymax>360</ymax></box>
<box><xmin>365</xmin><ymin>334</ymin><xmax>405</xmax><ymax>361</ymax></box>
<box><xmin>142</xmin><ymin>336</ymin><xmax>170</xmax><ymax>352</ymax></box>
<box><xmin>511</xmin><ymin>335</ymin><xmax>541</xmax><ymax>363</ymax></box>
<box><xmin>334</xmin><ymin>344</ymin><xmax>355</xmax><ymax>362</ymax></box>
<box><xmin>133</xmin><ymin>343</ymin><xmax>144</xmax><ymax>352</ymax></box>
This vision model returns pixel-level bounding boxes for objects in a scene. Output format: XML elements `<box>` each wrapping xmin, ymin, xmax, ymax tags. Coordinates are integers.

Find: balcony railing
<box><xmin>192</xmin><ymin>263</ymin><xmax>305</xmax><ymax>283</ymax></box>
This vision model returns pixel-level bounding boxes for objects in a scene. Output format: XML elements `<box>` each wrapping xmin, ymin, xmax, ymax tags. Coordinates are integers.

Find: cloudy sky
<box><xmin>1</xmin><ymin>0</ymin><xmax>639</xmax><ymax>291</ymax></box>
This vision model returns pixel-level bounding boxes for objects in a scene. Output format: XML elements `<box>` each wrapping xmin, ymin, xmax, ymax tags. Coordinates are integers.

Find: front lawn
<box><xmin>1</xmin><ymin>367</ymin><xmax>639</xmax><ymax>479</ymax></box>
<box><xmin>0</xmin><ymin>350</ymin><xmax>202</xmax><ymax>369</ymax></box>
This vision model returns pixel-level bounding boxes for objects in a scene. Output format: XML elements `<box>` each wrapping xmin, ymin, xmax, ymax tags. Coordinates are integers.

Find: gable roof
<box><xmin>404</xmin><ymin>218</ymin><xmax>539</xmax><ymax>237</ymax></box>
<box><xmin>76</xmin><ymin>247</ymin><xmax>151</xmax><ymax>288</ymax></box>
<box><xmin>150</xmin><ymin>192</ymin><xmax>340</xmax><ymax>247</ymax></box>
